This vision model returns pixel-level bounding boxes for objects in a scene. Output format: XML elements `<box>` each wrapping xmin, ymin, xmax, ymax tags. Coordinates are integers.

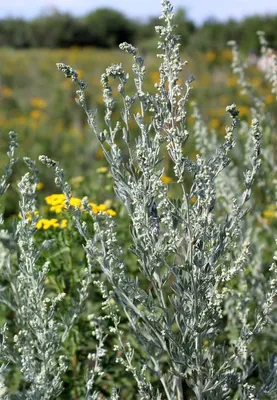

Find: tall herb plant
<box><xmin>1</xmin><ymin>0</ymin><xmax>277</xmax><ymax>398</ymax></box>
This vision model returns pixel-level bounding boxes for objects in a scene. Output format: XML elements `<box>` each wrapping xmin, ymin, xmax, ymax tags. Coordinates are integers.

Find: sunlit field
<box><xmin>1</xmin><ymin>46</ymin><xmax>276</xmax><ymax>215</ymax></box>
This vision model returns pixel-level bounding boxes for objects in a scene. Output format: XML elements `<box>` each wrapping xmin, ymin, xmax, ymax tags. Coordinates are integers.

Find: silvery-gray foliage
<box><xmin>1</xmin><ymin>0</ymin><xmax>277</xmax><ymax>398</ymax></box>
<box><xmin>0</xmin><ymin>131</ymin><xmax>18</xmax><ymax>274</ymax></box>
<box><xmin>54</xmin><ymin>1</ymin><xmax>277</xmax><ymax>398</ymax></box>
<box><xmin>0</xmin><ymin>157</ymin><xmax>68</xmax><ymax>400</ymax></box>
<box><xmin>0</xmin><ymin>131</ymin><xmax>18</xmax><ymax>198</ymax></box>
<box><xmin>228</xmin><ymin>36</ymin><xmax>277</xmax><ymax>183</ymax></box>
<box><xmin>0</xmin><ymin>142</ymin><xmax>92</xmax><ymax>398</ymax></box>
<box><xmin>257</xmin><ymin>32</ymin><xmax>277</xmax><ymax>100</ymax></box>
<box><xmin>0</xmin><ymin>131</ymin><xmax>18</xmax><ymax>399</ymax></box>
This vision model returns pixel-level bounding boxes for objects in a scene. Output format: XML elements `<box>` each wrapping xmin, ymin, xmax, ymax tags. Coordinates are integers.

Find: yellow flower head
<box><xmin>2</xmin><ymin>86</ymin><xmax>13</xmax><ymax>97</ymax></box>
<box><xmin>161</xmin><ymin>175</ymin><xmax>173</xmax><ymax>184</ymax></box>
<box><xmin>263</xmin><ymin>204</ymin><xmax>277</xmax><ymax>220</ymax></box>
<box><xmin>50</xmin><ymin>205</ymin><xmax>64</xmax><ymax>214</ymax></box>
<box><xmin>30</xmin><ymin>109</ymin><xmax>43</xmax><ymax>120</ymax></box>
<box><xmin>69</xmin><ymin>197</ymin><xmax>82</xmax><ymax>207</ymax></box>
<box><xmin>106</xmin><ymin>209</ymin><xmax>117</xmax><ymax>216</ymax></box>
<box><xmin>36</xmin><ymin>218</ymin><xmax>60</xmax><ymax>230</ymax></box>
<box><xmin>96</xmin><ymin>167</ymin><xmax>108</xmax><ymax>174</ymax></box>
<box><xmin>18</xmin><ymin>210</ymin><xmax>39</xmax><ymax>221</ymax></box>
<box><xmin>45</xmin><ymin>194</ymin><xmax>66</xmax><ymax>206</ymax></box>
<box><xmin>265</xmin><ymin>94</ymin><xmax>275</xmax><ymax>105</ymax></box>
<box><xmin>97</xmin><ymin>203</ymin><xmax>108</xmax><ymax>212</ymax></box>
<box><xmin>190</xmin><ymin>196</ymin><xmax>197</xmax><ymax>205</ymax></box>
<box><xmin>31</xmin><ymin>97</ymin><xmax>47</xmax><ymax>109</ymax></box>
<box><xmin>37</xmin><ymin>182</ymin><xmax>44</xmax><ymax>190</ymax></box>
<box><xmin>206</xmin><ymin>50</ymin><xmax>216</xmax><ymax>63</ymax></box>
<box><xmin>210</xmin><ymin>118</ymin><xmax>220</xmax><ymax>130</ymax></box>
<box><xmin>227</xmin><ymin>76</ymin><xmax>237</xmax><ymax>87</ymax></box>
<box><xmin>60</xmin><ymin>219</ymin><xmax>68</xmax><ymax>229</ymax></box>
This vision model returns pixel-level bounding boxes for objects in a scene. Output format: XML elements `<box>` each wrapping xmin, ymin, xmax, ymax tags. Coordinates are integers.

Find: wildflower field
<box><xmin>1</xmin><ymin>45</ymin><xmax>276</xmax><ymax>219</ymax></box>
<box><xmin>1</xmin><ymin>1</ymin><xmax>277</xmax><ymax>398</ymax></box>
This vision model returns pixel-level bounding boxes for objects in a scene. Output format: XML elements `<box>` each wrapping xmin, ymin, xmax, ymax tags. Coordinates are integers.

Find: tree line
<box><xmin>0</xmin><ymin>7</ymin><xmax>277</xmax><ymax>53</ymax></box>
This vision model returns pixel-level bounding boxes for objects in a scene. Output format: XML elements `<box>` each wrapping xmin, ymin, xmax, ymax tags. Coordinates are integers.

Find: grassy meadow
<box><xmin>1</xmin><ymin>45</ymin><xmax>276</xmax><ymax>218</ymax></box>
<box><xmin>0</xmin><ymin>46</ymin><xmax>276</xmax><ymax>225</ymax></box>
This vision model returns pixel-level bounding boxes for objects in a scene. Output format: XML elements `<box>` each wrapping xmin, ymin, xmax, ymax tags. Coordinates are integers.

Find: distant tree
<box><xmin>81</xmin><ymin>8</ymin><xmax>137</xmax><ymax>48</ymax></box>
<box><xmin>174</xmin><ymin>8</ymin><xmax>196</xmax><ymax>46</ymax></box>
<box><xmin>0</xmin><ymin>7</ymin><xmax>276</xmax><ymax>52</ymax></box>
<box><xmin>0</xmin><ymin>18</ymin><xmax>32</xmax><ymax>48</ymax></box>
<box><xmin>188</xmin><ymin>19</ymin><xmax>241</xmax><ymax>52</ymax></box>
<box><xmin>237</xmin><ymin>15</ymin><xmax>277</xmax><ymax>52</ymax></box>
<box><xmin>188</xmin><ymin>15</ymin><xmax>277</xmax><ymax>54</ymax></box>
<box><xmin>137</xmin><ymin>16</ymin><xmax>161</xmax><ymax>41</ymax></box>
<box><xmin>30</xmin><ymin>11</ymin><xmax>80</xmax><ymax>48</ymax></box>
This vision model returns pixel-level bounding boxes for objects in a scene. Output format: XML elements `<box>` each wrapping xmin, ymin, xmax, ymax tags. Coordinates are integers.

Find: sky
<box><xmin>0</xmin><ymin>0</ymin><xmax>277</xmax><ymax>24</ymax></box>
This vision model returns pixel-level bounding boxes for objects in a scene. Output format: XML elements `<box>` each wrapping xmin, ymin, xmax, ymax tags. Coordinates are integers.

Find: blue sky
<box><xmin>1</xmin><ymin>0</ymin><xmax>277</xmax><ymax>24</ymax></box>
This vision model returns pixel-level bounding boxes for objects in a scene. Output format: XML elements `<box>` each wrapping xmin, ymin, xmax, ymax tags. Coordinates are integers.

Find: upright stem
<box><xmin>176</xmin><ymin>375</ymin><xmax>184</xmax><ymax>400</ymax></box>
<box><xmin>195</xmin><ymin>332</ymin><xmax>204</xmax><ymax>400</ymax></box>
<box><xmin>160</xmin><ymin>375</ymin><xmax>173</xmax><ymax>400</ymax></box>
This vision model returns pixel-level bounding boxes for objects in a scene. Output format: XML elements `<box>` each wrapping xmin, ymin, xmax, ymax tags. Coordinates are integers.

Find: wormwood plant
<box><xmin>1</xmin><ymin>0</ymin><xmax>277</xmax><ymax>399</ymax></box>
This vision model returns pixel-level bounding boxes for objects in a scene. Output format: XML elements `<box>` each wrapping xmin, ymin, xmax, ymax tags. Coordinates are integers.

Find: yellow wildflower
<box><xmin>220</xmin><ymin>49</ymin><xmax>233</xmax><ymax>62</ymax></box>
<box><xmin>50</xmin><ymin>218</ymin><xmax>60</xmax><ymax>228</ymax></box>
<box><xmin>60</xmin><ymin>219</ymin><xmax>68</xmax><ymax>229</ymax></box>
<box><xmin>88</xmin><ymin>202</ymin><xmax>98</xmax><ymax>214</ymax></box>
<box><xmin>97</xmin><ymin>203</ymin><xmax>108</xmax><ymax>212</ymax></box>
<box><xmin>106</xmin><ymin>209</ymin><xmax>117</xmax><ymax>216</ymax></box>
<box><xmin>249</xmin><ymin>77</ymin><xmax>263</xmax><ymax>87</ymax></box>
<box><xmin>206</xmin><ymin>50</ymin><xmax>216</xmax><ymax>63</ymax></box>
<box><xmin>37</xmin><ymin>217</ymin><xmax>68</xmax><ymax>230</ymax></box>
<box><xmin>36</xmin><ymin>218</ymin><xmax>60</xmax><ymax>230</ymax></box>
<box><xmin>96</xmin><ymin>148</ymin><xmax>104</xmax><ymax>159</ymax></box>
<box><xmin>37</xmin><ymin>182</ymin><xmax>44</xmax><ymax>190</ymax></box>
<box><xmin>2</xmin><ymin>86</ymin><xmax>13</xmax><ymax>97</ymax></box>
<box><xmin>96</xmin><ymin>167</ymin><xmax>108</xmax><ymax>174</ymax></box>
<box><xmin>238</xmin><ymin>106</ymin><xmax>249</xmax><ymax>117</ymax></box>
<box><xmin>0</xmin><ymin>117</ymin><xmax>7</xmax><ymax>126</ymax></box>
<box><xmin>263</xmin><ymin>204</ymin><xmax>277</xmax><ymax>220</ymax></box>
<box><xmin>263</xmin><ymin>210</ymin><xmax>276</xmax><ymax>219</ymax></box>
<box><xmin>36</xmin><ymin>219</ymin><xmax>51</xmax><ymax>230</ymax></box>
<box><xmin>265</xmin><ymin>93</ymin><xmax>275</xmax><ymax>104</ymax></box>
<box><xmin>151</xmin><ymin>71</ymin><xmax>160</xmax><ymax>84</ymax></box>
<box><xmin>18</xmin><ymin>210</ymin><xmax>39</xmax><ymax>221</ymax></box>
<box><xmin>187</xmin><ymin>115</ymin><xmax>195</xmax><ymax>125</ymax></box>
<box><xmin>161</xmin><ymin>175</ymin><xmax>173</xmax><ymax>184</ymax></box>
<box><xmin>50</xmin><ymin>205</ymin><xmax>64</xmax><ymax>214</ymax></box>
<box><xmin>210</xmin><ymin>118</ymin><xmax>220</xmax><ymax>129</ymax></box>
<box><xmin>226</xmin><ymin>76</ymin><xmax>237</xmax><ymax>87</ymax></box>
<box><xmin>87</xmin><ymin>202</ymin><xmax>116</xmax><ymax>216</ymax></box>
<box><xmin>30</xmin><ymin>109</ymin><xmax>43</xmax><ymax>120</ymax></box>
<box><xmin>31</xmin><ymin>97</ymin><xmax>47</xmax><ymax>109</ymax></box>
<box><xmin>45</xmin><ymin>194</ymin><xmax>66</xmax><ymax>206</ymax></box>
<box><xmin>69</xmin><ymin>197</ymin><xmax>82</xmax><ymax>207</ymax></box>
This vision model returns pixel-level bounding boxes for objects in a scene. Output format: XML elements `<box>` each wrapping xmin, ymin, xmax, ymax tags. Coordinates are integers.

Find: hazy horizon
<box><xmin>1</xmin><ymin>0</ymin><xmax>277</xmax><ymax>25</ymax></box>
